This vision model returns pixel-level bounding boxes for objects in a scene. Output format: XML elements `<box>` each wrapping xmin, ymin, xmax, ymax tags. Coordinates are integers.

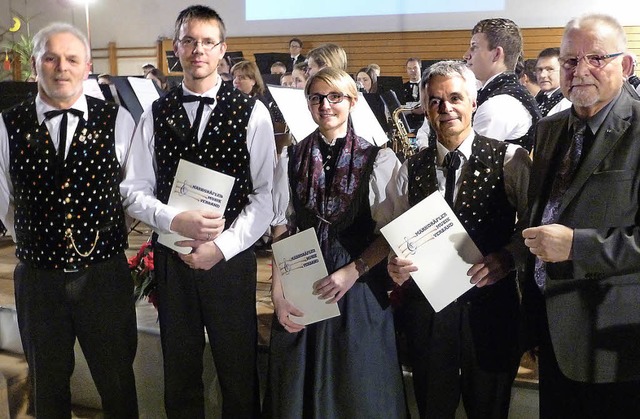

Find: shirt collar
<box><xmin>568</xmin><ymin>90</ymin><xmax>621</xmax><ymax>135</ymax></box>
<box><xmin>436</xmin><ymin>130</ymin><xmax>475</xmax><ymax>166</ymax></box>
<box><xmin>181</xmin><ymin>80</ymin><xmax>220</xmax><ymax>106</ymax></box>
<box><xmin>36</xmin><ymin>94</ymin><xmax>88</xmax><ymax>125</ymax></box>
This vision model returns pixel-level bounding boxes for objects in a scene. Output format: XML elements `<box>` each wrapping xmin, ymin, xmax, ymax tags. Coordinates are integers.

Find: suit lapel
<box><xmin>558</xmin><ymin>95</ymin><xmax>632</xmax><ymax>216</ymax></box>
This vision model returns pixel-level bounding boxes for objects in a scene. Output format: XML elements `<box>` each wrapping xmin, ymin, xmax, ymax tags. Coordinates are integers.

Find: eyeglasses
<box><xmin>535</xmin><ymin>66</ymin><xmax>559</xmax><ymax>74</ymax></box>
<box><xmin>178</xmin><ymin>37</ymin><xmax>223</xmax><ymax>52</ymax></box>
<box><xmin>307</xmin><ymin>92</ymin><xmax>349</xmax><ymax>105</ymax></box>
<box><xmin>290</xmin><ymin>44</ymin><xmax>301</xmax><ymax>49</ymax></box>
<box><xmin>558</xmin><ymin>52</ymin><xmax>624</xmax><ymax>70</ymax></box>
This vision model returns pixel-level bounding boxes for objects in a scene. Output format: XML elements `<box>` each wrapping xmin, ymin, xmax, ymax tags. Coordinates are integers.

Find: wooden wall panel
<box><xmin>222</xmin><ymin>26</ymin><xmax>640</xmax><ymax>80</ymax></box>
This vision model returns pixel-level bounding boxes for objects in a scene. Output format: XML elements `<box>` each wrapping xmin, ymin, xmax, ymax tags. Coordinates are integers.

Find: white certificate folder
<box><xmin>380</xmin><ymin>191</ymin><xmax>483</xmax><ymax>312</ymax></box>
<box><xmin>271</xmin><ymin>228</ymin><xmax>340</xmax><ymax>325</ymax></box>
<box><xmin>158</xmin><ymin>159</ymin><xmax>235</xmax><ymax>254</ymax></box>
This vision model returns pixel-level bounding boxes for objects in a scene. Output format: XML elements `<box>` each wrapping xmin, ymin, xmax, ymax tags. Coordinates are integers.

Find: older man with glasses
<box><xmin>523</xmin><ymin>13</ymin><xmax>640</xmax><ymax>418</ymax></box>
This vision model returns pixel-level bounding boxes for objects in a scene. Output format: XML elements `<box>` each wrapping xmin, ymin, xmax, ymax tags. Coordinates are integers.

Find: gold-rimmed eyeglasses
<box><xmin>558</xmin><ymin>52</ymin><xmax>624</xmax><ymax>70</ymax></box>
<box><xmin>178</xmin><ymin>37</ymin><xmax>223</xmax><ymax>52</ymax></box>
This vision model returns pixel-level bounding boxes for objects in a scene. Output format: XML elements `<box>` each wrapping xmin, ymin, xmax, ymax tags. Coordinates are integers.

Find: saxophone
<box><xmin>390</xmin><ymin>103</ymin><xmax>420</xmax><ymax>160</ymax></box>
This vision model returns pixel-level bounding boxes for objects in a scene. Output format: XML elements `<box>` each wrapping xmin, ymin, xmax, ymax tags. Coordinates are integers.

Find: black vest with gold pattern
<box><xmin>153</xmin><ymin>82</ymin><xmax>254</xmax><ymax>231</ymax></box>
<box><xmin>5</xmin><ymin>96</ymin><xmax>128</xmax><ymax>270</ymax></box>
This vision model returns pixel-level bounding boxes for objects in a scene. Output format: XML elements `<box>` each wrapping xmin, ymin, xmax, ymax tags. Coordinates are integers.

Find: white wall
<box><xmin>1</xmin><ymin>0</ymin><xmax>638</xmax><ymax>50</ymax></box>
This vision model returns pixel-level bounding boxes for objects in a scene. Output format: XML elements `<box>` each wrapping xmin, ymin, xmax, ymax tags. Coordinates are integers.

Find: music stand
<box><xmin>377</xmin><ymin>76</ymin><xmax>404</xmax><ymax>94</ymax></box>
<box><xmin>254</xmin><ymin>52</ymin><xmax>291</xmax><ymax>74</ymax></box>
<box><xmin>363</xmin><ymin>93</ymin><xmax>391</xmax><ymax>133</ymax></box>
<box><xmin>262</xmin><ymin>73</ymin><xmax>282</xmax><ymax>86</ymax></box>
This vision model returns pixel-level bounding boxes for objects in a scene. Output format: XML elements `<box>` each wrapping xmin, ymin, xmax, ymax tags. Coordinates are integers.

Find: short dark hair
<box><xmin>472</xmin><ymin>18</ymin><xmax>523</xmax><ymax>71</ymax></box>
<box><xmin>289</xmin><ymin>37</ymin><xmax>303</xmax><ymax>48</ymax></box>
<box><xmin>520</xmin><ymin>59</ymin><xmax>538</xmax><ymax>84</ymax></box>
<box><xmin>537</xmin><ymin>47</ymin><xmax>560</xmax><ymax>60</ymax></box>
<box><xmin>174</xmin><ymin>5</ymin><xmax>226</xmax><ymax>42</ymax></box>
<box><xmin>406</xmin><ymin>57</ymin><xmax>421</xmax><ymax>66</ymax></box>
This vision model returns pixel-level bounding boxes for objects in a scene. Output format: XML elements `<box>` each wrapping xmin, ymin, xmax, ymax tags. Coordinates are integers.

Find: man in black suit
<box><xmin>388</xmin><ymin>60</ymin><xmax>531</xmax><ymax>419</ymax></box>
<box><xmin>523</xmin><ymin>13</ymin><xmax>640</xmax><ymax>418</ymax></box>
<box><xmin>287</xmin><ymin>37</ymin><xmax>305</xmax><ymax>71</ymax></box>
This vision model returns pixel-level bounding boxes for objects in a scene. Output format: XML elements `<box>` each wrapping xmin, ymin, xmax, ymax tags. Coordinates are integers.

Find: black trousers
<box><xmin>538</xmin><ymin>307</ymin><xmax>640</xmax><ymax>419</ymax></box>
<box><xmin>14</xmin><ymin>254</ymin><xmax>138</xmax><ymax>419</ymax></box>
<box><xmin>156</xmin><ymin>247</ymin><xmax>260</xmax><ymax>419</ymax></box>
<box><xmin>398</xmin><ymin>291</ymin><xmax>519</xmax><ymax>419</ymax></box>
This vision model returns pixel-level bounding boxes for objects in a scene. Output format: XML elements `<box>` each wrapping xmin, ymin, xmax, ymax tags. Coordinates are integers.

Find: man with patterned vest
<box><xmin>387</xmin><ymin>61</ymin><xmax>530</xmax><ymax>419</ymax></box>
<box><xmin>464</xmin><ymin>18</ymin><xmax>541</xmax><ymax>152</ymax></box>
<box><xmin>0</xmin><ymin>23</ymin><xmax>138</xmax><ymax>417</ymax></box>
<box><xmin>121</xmin><ymin>5</ymin><xmax>275</xmax><ymax>418</ymax></box>
<box><xmin>534</xmin><ymin>47</ymin><xmax>572</xmax><ymax>117</ymax></box>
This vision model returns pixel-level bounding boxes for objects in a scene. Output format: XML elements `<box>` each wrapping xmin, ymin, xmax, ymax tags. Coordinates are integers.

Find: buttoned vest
<box><xmin>6</xmin><ymin>96</ymin><xmax>127</xmax><ymax>270</ymax></box>
<box><xmin>153</xmin><ymin>82</ymin><xmax>255</xmax><ymax>231</ymax></box>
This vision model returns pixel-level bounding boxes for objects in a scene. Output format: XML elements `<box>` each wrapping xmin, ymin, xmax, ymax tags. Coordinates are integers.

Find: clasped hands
<box><xmin>170</xmin><ymin>209</ymin><xmax>225</xmax><ymax>270</ymax></box>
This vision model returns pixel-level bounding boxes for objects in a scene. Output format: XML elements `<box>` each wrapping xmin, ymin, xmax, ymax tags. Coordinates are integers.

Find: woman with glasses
<box><xmin>263</xmin><ymin>67</ymin><xmax>407</xmax><ymax>418</ymax></box>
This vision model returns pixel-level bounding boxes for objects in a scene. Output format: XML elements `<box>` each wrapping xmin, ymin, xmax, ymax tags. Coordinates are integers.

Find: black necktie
<box><xmin>534</xmin><ymin>121</ymin><xmax>587</xmax><ymax>289</ymax></box>
<box><xmin>443</xmin><ymin>150</ymin><xmax>461</xmax><ymax>206</ymax></box>
<box><xmin>182</xmin><ymin>94</ymin><xmax>216</xmax><ymax>146</ymax></box>
<box><xmin>44</xmin><ymin>108</ymin><xmax>84</xmax><ymax>167</ymax></box>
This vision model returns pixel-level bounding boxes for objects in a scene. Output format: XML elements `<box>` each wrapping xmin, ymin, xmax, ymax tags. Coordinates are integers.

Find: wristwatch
<box><xmin>354</xmin><ymin>257</ymin><xmax>370</xmax><ymax>277</ymax></box>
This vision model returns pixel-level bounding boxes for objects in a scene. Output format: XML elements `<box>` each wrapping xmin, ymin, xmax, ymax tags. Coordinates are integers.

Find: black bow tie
<box><xmin>182</xmin><ymin>94</ymin><xmax>216</xmax><ymax>105</ymax></box>
<box><xmin>44</xmin><ymin>108</ymin><xmax>84</xmax><ymax>120</ymax></box>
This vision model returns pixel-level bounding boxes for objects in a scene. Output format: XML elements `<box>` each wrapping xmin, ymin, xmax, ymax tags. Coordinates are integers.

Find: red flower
<box><xmin>130</xmin><ymin>240</ymin><xmax>158</xmax><ymax>308</ymax></box>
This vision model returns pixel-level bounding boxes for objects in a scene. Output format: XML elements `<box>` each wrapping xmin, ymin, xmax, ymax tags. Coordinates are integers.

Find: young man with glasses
<box><xmin>288</xmin><ymin>37</ymin><xmax>305</xmax><ymax>71</ymax></box>
<box><xmin>534</xmin><ymin>47</ymin><xmax>572</xmax><ymax>117</ymax></box>
<box><xmin>523</xmin><ymin>13</ymin><xmax>640</xmax><ymax>418</ymax></box>
<box><xmin>121</xmin><ymin>5</ymin><xmax>275</xmax><ymax>417</ymax></box>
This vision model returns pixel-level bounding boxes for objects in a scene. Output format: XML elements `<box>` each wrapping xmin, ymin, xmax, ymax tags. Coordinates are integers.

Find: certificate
<box><xmin>380</xmin><ymin>191</ymin><xmax>483</xmax><ymax>312</ymax></box>
<box><xmin>271</xmin><ymin>228</ymin><xmax>340</xmax><ymax>325</ymax></box>
<box><xmin>158</xmin><ymin>159</ymin><xmax>235</xmax><ymax>254</ymax></box>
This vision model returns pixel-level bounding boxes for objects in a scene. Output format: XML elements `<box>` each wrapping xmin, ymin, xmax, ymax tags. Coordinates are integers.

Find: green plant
<box><xmin>3</xmin><ymin>34</ymin><xmax>34</xmax><ymax>81</ymax></box>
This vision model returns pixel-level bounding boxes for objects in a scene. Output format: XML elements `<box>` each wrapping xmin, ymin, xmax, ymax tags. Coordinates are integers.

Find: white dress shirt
<box><xmin>272</xmin><ymin>146</ymin><xmax>400</xmax><ymax>232</ymax></box>
<box><xmin>385</xmin><ymin>131</ymin><xmax>531</xmax><ymax>262</ymax></box>
<box><xmin>120</xmin><ymin>81</ymin><xmax>277</xmax><ymax>261</ymax></box>
<box><xmin>474</xmin><ymin>73</ymin><xmax>534</xmax><ymax>141</ymax></box>
<box><xmin>0</xmin><ymin>94</ymin><xmax>135</xmax><ymax>239</ymax></box>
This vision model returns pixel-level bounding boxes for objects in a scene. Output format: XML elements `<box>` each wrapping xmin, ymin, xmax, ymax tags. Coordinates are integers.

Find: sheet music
<box><xmin>380</xmin><ymin>191</ymin><xmax>483</xmax><ymax>312</ymax></box>
<box><xmin>127</xmin><ymin>77</ymin><xmax>160</xmax><ymax>113</ymax></box>
<box><xmin>158</xmin><ymin>159</ymin><xmax>235</xmax><ymax>254</ymax></box>
<box><xmin>83</xmin><ymin>79</ymin><xmax>105</xmax><ymax>101</ymax></box>
<box><xmin>271</xmin><ymin>228</ymin><xmax>340</xmax><ymax>325</ymax></box>
<box><xmin>268</xmin><ymin>85</ymin><xmax>388</xmax><ymax>146</ymax></box>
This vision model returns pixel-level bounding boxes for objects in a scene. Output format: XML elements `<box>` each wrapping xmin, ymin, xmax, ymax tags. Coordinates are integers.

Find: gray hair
<box><xmin>421</xmin><ymin>60</ymin><xmax>478</xmax><ymax>102</ymax></box>
<box><xmin>32</xmin><ymin>22</ymin><xmax>91</xmax><ymax>62</ymax></box>
<box><xmin>564</xmin><ymin>14</ymin><xmax>627</xmax><ymax>52</ymax></box>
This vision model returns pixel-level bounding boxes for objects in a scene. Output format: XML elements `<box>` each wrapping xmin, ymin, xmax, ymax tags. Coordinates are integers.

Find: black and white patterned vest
<box><xmin>476</xmin><ymin>73</ymin><xmax>541</xmax><ymax>152</ymax></box>
<box><xmin>5</xmin><ymin>96</ymin><xmax>127</xmax><ymax>270</ymax></box>
<box><xmin>153</xmin><ymin>82</ymin><xmax>255</xmax><ymax>231</ymax></box>
<box><xmin>535</xmin><ymin>88</ymin><xmax>565</xmax><ymax>117</ymax></box>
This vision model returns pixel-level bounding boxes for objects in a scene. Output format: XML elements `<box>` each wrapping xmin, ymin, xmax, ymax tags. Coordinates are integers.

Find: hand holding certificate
<box><xmin>380</xmin><ymin>191</ymin><xmax>483</xmax><ymax>312</ymax></box>
<box><xmin>271</xmin><ymin>228</ymin><xmax>340</xmax><ymax>325</ymax></box>
<box><xmin>159</xmin><ymin>159</ymin><xmax>235</xmax><ymax>254</ymax></box>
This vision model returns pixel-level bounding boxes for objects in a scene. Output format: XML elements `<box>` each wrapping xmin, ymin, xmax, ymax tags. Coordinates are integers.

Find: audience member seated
<box><xmin>534</xmin><ymin>47</ymin><xmax>571</xmax><ymax>116</ymax></box>
<box><xmin>217</xmin><ymin>55</ymin><xmax>233</xmax><ymax>81</ymax></box>
<box><xmin>368</xmin><ymin>63</ymin><xmax>381</xmax><ymax>77</ymax></box>
<box><xmin>356</xmin><ymin>66</ymin><xmax>378</xmax><ymax>93</ymax></box>
<box><xmin>292</xmin><ymin>62</ymin><xmax>308</xmax><ymax>88</ymax></box>
<box><xmin>518</xmin><ymin>58</ymin><xmax>541</xmax><ymax>97</ymax></box>
<box><xmin>288</xmin><ymin>37</ymin><xmax>305</xmax><ymax>71</ymax></box>
<box><xmin>270</xmin><ymin>61</ymin><xmax>287</xmax><ymax>75</ymax></box>
<box><xmin>402</xmin><ymin>57</ymin><xmax>424</xmax><ymax>131</ymax></box>
<box><xmin>142</xmin><ymin>63</ymin><xmax>155</xmax><ymax>76</ymax></box>
<box><xmin>145</xmin><ymin>68</ymin><xmax>169</xmax><ymax>92</ymax></box>
<box><xmin>97</xmin><ymin>73</ymin><xmax>112</xmax><ymax>85</ymax></box>
<box><xmin>305</xmin><ymin>43</ymin><xmax>348</xmax><ymax>76</ymax></box>
<box><xmin>280</xmin><ymin>72</ymin><xmax>294</xmax><ymax>87</ymax></box>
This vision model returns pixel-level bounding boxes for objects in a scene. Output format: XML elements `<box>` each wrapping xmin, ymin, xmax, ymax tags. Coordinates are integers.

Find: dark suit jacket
<box><xmin>526</xmin><ymin>87</ymin><xmax>640</xmax><ymax>383</ymax></box>
<box><xmin>287</xmin><ymin>54</ymin><xmax>305</xmax><ymax>72</ymax></box>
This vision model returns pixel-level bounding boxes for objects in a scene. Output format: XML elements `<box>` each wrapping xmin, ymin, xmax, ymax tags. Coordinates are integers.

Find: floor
<box><xmin>0</xmin><ymin>227</ymin><xmax>539</xmax><ymax>418</ymax></box>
